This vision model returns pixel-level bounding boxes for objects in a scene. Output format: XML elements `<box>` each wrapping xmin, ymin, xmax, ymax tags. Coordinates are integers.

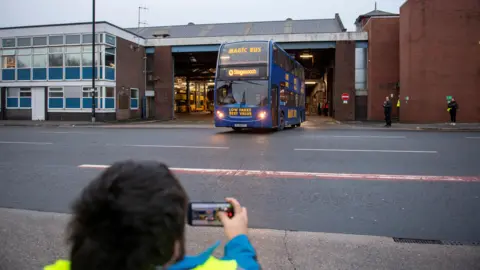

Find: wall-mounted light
<box><xmin>305</xmin><ymin>81</ymin><xmax>317</xmax><ymax>85</ymax></box>
<box><xmin>207</xmin><ymin>82</ymin><xmax>215</xmax><ymax>86</ymax></box>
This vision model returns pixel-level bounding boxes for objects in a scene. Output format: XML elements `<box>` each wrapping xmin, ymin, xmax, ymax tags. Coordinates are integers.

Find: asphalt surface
<box><xmin>0</xmin><ymin>126</ymin><xmax>480</xmax><ymax>243</ymax></box>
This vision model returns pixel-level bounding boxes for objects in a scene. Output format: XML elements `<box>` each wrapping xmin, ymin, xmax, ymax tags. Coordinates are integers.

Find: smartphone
<box><xmin>187</xmin><ymin>202</ymin><xmax>234</xmax><ymax>227</ymax></box>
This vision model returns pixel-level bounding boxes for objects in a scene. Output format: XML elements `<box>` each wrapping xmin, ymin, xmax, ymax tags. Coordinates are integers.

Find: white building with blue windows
<box><xmin>0</xmin><ymin>22</ymin><xmax>146</xmax><ymax>121</ymax></box>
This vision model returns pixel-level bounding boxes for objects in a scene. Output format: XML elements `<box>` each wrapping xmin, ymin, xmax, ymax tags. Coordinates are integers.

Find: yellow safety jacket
<box><xmin>44</xmin><ymin>257</ymin><xmax>238</xmax><ymax>270</ymax></box>
<box><xmin>44</xmin><ymin>235</ymin><xmax>259</xmax><ymax>270</ymax></box>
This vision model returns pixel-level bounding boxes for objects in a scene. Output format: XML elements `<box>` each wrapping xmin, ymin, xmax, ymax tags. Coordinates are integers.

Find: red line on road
<box><xmin>78</xmin><ymin>165</ymin><xmax>480</xmax><ymax>183</ymax></box>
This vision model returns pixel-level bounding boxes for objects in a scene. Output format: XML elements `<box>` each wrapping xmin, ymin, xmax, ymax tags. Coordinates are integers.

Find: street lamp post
<box><xmin>91</xmin><ymin>0</ymin><xmax>96</xmax><ymax>123</ymax></box>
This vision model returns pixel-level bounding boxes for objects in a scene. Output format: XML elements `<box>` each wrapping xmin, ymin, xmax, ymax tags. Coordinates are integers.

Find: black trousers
<box><xmin>385</xmin><ymin>112</ymin><xmax>391</xmax><ymax>126</ymax></box>
<box><xmin>450</xmin><ymin>110</ymin><xmax>457</xmax><ymax>122</ymax></box>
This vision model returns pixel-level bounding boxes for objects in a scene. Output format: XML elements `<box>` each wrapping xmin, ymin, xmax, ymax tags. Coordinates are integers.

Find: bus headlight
<box><xmin>258</xmin><ymin>111</ymin><xmax>267</xmax><ymax>120</ymax></box>
<box><xmin>216</xmin><ymin>110</ymin><xmax>225</xmax><ymax>119</ymax></box>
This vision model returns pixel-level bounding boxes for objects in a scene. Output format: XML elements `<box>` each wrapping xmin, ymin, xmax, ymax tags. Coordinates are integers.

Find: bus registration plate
<box><xmin>234</xmin><ymin>123</ymin><xmax>247</xmax><ymax>127</ymax></box>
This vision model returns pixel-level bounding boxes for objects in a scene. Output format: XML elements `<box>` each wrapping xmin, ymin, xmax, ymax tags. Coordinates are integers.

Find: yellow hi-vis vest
<box><xmin>397</xmin><ymin>100</ymin><xmax>400</xmax><ymax>107</ymax></box>
<box><xmin>44</xmin><ymin>257</ymin><xmax>239</xmax><ymax>270</ymax></box>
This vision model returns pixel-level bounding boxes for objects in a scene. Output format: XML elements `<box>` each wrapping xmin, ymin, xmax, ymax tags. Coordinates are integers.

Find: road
<box><xmin>1</xmin><ymin>126</ymin><xmax>479</xmax><ymax>244</ymax></box>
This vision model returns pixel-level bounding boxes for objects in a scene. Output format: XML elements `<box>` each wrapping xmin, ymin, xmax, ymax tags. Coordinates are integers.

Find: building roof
<box><xmin>355</xmin><ymin>9</ymin><xmax>399</xmax><ymax>24</ymax></box>
<box><xmin>127</xmin><ymin>14</ymin><xmax>347</xmax><ymax>39</ymax></box>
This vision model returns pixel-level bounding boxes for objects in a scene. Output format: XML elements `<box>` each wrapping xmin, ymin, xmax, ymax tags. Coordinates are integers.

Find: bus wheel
<box><xmin>277</xmin><ymin>113</ymin><xmax>285</xmax><ymax>131</ymax></box>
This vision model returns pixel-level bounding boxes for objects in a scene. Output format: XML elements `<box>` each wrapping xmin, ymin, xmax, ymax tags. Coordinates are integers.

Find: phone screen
<box><xmin>188</xmin><ymin>202</ymin><xmax>234</xmax><ymax>226</ymax></box>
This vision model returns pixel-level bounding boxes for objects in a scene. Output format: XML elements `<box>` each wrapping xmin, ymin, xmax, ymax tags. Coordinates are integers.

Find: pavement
<box><xmin>1</xmin><ymin>207</ymin><xmax>479</xmax><ymax>270</ymax></box>
<box><xmin>1</xmin><ymin>115</ymin><xmax>479</xmax><ymax>131</ymax></box>
<box><xmin>0</xmin><ymin>126</ymin><xmax>479</xmax><ymax>269</ymax></box>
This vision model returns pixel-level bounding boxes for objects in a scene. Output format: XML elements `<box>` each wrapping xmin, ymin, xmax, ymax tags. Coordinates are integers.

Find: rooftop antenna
<box><xmin>138</xmin><ymin>6</ymin><xmax>148</xmax><ymax>29</ymax></box>
<box><xmin>374</xmin><ymin>1</ymin><xmax>377</xmax><ymax>10</ymax></box>
<box><xmin>133</xmin><ymin>5</ymin><xmax>148</xmax><ymax>49</ymax></box>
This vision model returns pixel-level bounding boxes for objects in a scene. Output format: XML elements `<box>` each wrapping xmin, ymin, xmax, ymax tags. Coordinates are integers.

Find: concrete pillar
<box><xmin>334</xmin><ymin>41</ymin><xmax>356</xmax><ymax>121</ymax></box>
<box><xmin>153</xmin><ymin>46</ymin><xmax>174</xmax><ymax>120</ymax></box>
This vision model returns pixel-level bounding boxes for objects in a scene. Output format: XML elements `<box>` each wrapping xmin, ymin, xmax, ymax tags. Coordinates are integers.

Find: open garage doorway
<box><xmin>286</xmin><ymin>48</ymin><xmax>336</xmax><ymax>123</ymax></box>
<box><xmin>170</xmin><ymin>46</ymin><xmax>339</xmax><ymax>125</ymax></box>
<box><xmin>173</xmin><ymin>52</ymin><xmax>217</xmax><ymax>121</ymax></box>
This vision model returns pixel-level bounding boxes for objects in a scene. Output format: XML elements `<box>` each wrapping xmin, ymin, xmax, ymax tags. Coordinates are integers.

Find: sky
<box><xmin>1</xmin><ymin>0</ymin><xmax>405</xmax><ymax>31</ymax></box>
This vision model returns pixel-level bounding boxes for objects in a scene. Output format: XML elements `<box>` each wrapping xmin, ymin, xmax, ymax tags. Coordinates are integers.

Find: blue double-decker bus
<box><xmin>213</xmin><ymin>40</ymin><xmax>305</xmax><ymax>131</ymax></box>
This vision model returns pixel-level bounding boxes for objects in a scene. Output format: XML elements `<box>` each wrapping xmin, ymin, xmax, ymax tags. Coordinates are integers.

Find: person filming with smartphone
<box><xmin>44</xmin><ymin>160</ymin><xmax>261</xmax><ymax>270</ymax></box>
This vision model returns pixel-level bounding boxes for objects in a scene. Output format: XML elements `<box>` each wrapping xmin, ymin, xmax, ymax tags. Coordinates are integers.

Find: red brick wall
<box><xmin>153</xmin><ymin>47</ymin><xmax>174</xmax><ymax>120</ymax></box>
<box><xmin>400</xmin><ymin>0</ymin><xmax>480</xmax><ymax>123</ymax></box>
<box><xmin>364</xmin><ymin>17</ymin><xmax>400</xmax><ymax>121</ymax></box>
<box><xmin>333</xmin><ymin>41</ymin><xmax>356</xmax><ymax>121</ymax></box>
<box><xmin>115</xmin><ymin>38</ymin><xmax>145</xmax><ymax>120</ymax></box>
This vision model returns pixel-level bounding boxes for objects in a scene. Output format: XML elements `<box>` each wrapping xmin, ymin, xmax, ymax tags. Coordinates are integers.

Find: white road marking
<box><xmin>122</xmin><ymin>144</ymin><xmax>229</xmax><ymax>149</ymax></box>
<box><xmin>39</xmin><ymin>131</ymin><xmax>98</xmax><ymax>134</ymax></box>
<box><xmin>294</xmin><ymin>148</ymin><xmax>437</xmax><ymax>153</ymax></box>
<box><xmin>465</xmin><ymin>137</ymin><xmax>480</xmax><ymax>139</ymax></box>
<box><xmin>0</xmin><ymin>141</ymin><xmax>53</xmax><ymax>145</ymax></box>
<box><xmin>309</xmin><ymin>135</ymin><xmax>406</xmax><ymax>139</ymax></box>
<box><xmin>77</xmin><ymin>164</ymin><xmax>480</xmax><ymax>182</ymax></box>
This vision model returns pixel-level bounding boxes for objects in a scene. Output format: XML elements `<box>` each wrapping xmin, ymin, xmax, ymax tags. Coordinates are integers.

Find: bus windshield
<box><xmin>216</xmin><ymin>80</ymin><xmax>268</xmax><ymax>107</ymax></box>
<box><xmin>219</xmin><ymin>42</ymin><xmax>269</xmax><ymax>66</ymax></box>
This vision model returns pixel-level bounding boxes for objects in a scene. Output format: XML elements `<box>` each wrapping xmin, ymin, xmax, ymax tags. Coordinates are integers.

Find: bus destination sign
<box><xmin>227</xmin><ymin>68</ymin><xmax>259</xmax><ymax>77</ymax></box>
<box><xmin>218</xmin><ymin>67</ymin><xmax>267</xmax><ymax>79</ymax></box>
<box><xmin>228</xmin><ymin>47</ymin><xmax>263</xmax><ymax>54</ymax></box>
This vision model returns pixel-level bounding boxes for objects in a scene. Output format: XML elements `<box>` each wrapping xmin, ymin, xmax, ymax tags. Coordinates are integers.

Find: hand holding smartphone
<box><xmin>188</xmin><ymin>197</ymin><xmax>249</xmax><ymax>240</ymax></box>
<box><xmin>187</xmin><ymin>202</ymin><xmax>234</xmax><ymax>227</ymax></box>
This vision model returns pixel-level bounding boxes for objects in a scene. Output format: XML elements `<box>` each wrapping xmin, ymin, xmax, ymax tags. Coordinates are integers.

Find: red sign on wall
<box><xmin>341</xmin><ymin>93</ymin><xmax>350</xmax><ymax>101</ymax></box>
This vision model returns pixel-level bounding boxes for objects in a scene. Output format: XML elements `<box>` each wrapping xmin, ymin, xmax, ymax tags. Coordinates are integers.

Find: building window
<box><xmin>17</xmin><ymin>49</ymin><xmax>32</xmax><ymax>68</ymax></box>
<box><xmin>105</xmin><ymin>34</ymin><xmax>116</xmax><ymax>46</ymax></box>
<box><xmin>82</xmin><ymin>87</ymin><xmax>101</xmax><ymax>109</ymax></box>
<box><xmin>49</xmin><ymin>35</ymin><xmax>64</xmax><ymax>45</ymax></box>
<box><xmin>48</xmin><ymin>87</ymin><xmax>64</xmax><ymax>109</ymax></box>
<box><xmin>105</xmin><ymin>47</ymin><xmax>115</xmax><ymax>67</ymax></box>
<box><xmin>33</xmin><ymin>48</ymin><xmax>47</xmax><ymax>68</ymax></box>
<box><xmin>33</xmin><ymin>36</ymin><xmax>47</xmax><ymax>46</ymax></box>
<box><xmin>17</xmin><ymin>37</ymin><xmax>32</xmax><ymax>47</ymax></box>
<box><xmin>65</xmin><ymin>47</ymin><xmax>81</xmax><ymax>67</ymax></box>
<box><xmin>2</xmin><ymin>55</ymin><xmax>16</xmax><ymax>68</ymax></box>
<box><xmin>105</xmin><ymin>87</ymin><xmax>115</xmax><ymax>109</ymax></box>
<box><xmin>105</xmin><ymin>47</ymin><xmax>115</xmax><ymax>80</ymax></box>
<box><xmin>6</xmin><ymin>88</ymin><xmax>31</xmax><ymax>108</ymax></box>
<box><xmin>130</xmin><ymin>88</ymin><xmax>139</xmax><ymax>109</ymax></box>
<box><xmin>82</xmin><ymin>34</ymin><xmax>101</xmax><ymax>44</ymax></box>
<box><xmin>2</xmin><ymin>38</ymin><xmax>15</xmax><ymax>48</ymax></box>
<box><xmin>65</xmin><ymin>35</ymin><xmax>81</xmax><ymax>45</ymax></box>
<box><xmin>48</xmin><ymin>48</ymin><xmax>63</xmax><ymax>67</ymax></box>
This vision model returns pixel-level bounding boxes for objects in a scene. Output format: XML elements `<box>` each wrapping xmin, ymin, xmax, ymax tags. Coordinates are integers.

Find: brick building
<box><xmin>357</xmin><ymin>0</ymin><xmax>479</xmax><ymax>123</ymax></box>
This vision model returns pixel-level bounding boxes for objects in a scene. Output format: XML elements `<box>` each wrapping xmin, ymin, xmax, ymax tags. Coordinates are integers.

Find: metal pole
<box><xmin>91</xmin><ymin>0</ymin><xmax>96</xmax><ymax>123</ymax></box>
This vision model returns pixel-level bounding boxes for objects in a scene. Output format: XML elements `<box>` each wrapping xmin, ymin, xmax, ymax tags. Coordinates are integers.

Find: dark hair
<box><xmin>67</xmin><ymin>160</ymin><xmax>189</xmax><ymax>270</ymax></box>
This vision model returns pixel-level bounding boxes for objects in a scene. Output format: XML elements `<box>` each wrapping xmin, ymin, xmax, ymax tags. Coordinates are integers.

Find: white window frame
<box><xmin>104</xmin><ymin>86</ymin><xmax>116</xmax><ymax>110</ymax></box>
<box><xmin>6</xmin><ymin>88</ymin><xmax>32</xmax><ymax>109</ymax></box>
<box><xmin>48</xmin><ymin>87</ymin><xmax>65</xmax><ymax>109</ymax></box>
<box><xmin>130</xmin><ymin>88</ymin><xmax>139</xmax><ymax>110</ymax></box>
<box><xmin>82</xmin><ymin>86</ymin><xmax>101</xmax><ymax>110</ymax></box>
